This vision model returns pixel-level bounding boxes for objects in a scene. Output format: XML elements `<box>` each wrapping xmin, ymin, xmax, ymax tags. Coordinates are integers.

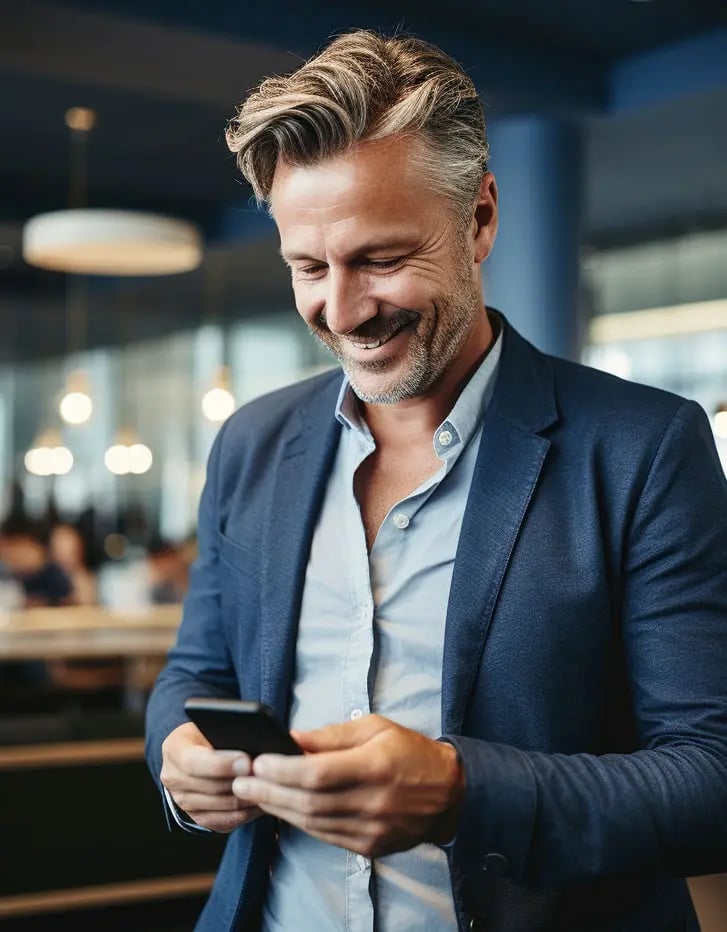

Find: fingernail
<box><xmin>232</xmin><ymin>757</ymin><xmax>251</xmax><ymax>775</ymax></box>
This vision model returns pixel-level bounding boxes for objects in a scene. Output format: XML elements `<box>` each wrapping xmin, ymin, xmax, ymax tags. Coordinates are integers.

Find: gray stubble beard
<box><xmin>309</xmin><ymin>270</ymin><xmax>482</xmax><ymax>405</ymax></box>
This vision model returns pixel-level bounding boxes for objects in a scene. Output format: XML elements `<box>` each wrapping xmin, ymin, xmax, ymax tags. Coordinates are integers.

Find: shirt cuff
<box><xmin>435</xmin><ymin>737</ymin><xmax>461</xmax><ymax>849</ymax></box>
<box><xmin>163</xmin><ymin>785</ymin><xmax>213</xmax><ymax>834</ymax></box>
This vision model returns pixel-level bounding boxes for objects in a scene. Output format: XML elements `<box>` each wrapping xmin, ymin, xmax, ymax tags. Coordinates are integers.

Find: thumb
<box><xmin>292</xmin><ymin>713</ymin><xmax>387</xmax><ymax>753</ymax></box>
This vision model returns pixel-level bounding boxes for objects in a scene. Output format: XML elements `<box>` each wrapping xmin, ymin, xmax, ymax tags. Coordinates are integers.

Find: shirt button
<box><xmin>392</xmin><ymin>512</ymin><xmax>409</xmax><ymax>529</ymax></box>
<box><xmin>438</xmin><ymin>429</ymin><xmax>453</xmax><ymax>447</ymax></box>
<box><xmin>350</xmin><ymin>708</ymin><xmax>363</xmax><ymax>720</ymax></box>
<box><xmin>356</xmin><ymin>854</ymin><xmax>369</xmax><ymax>872</ymax></box>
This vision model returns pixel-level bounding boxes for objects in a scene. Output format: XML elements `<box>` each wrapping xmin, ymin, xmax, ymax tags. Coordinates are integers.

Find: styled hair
<box><xmin>226</xmin><ymin>29</ymin><xmax>489</xmax><ymax>222</ymax></box>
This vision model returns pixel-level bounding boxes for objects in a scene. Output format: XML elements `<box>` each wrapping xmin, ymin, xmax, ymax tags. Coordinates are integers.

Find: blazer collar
<box><xmin>488</xmin><ymin>310</ymin><xmax>559</xmax><ymax>436</ymax></box>
<box><xmin>440</xmin><ymin>314</ymin><xmax>559</xmax><ymax>733</ymax></box>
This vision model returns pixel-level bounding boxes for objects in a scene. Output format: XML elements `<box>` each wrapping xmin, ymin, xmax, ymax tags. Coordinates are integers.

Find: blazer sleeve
<box><xmin>444</xmin><ymin>399</ymin><xmax>727</xmax><ymax>887</ymax></box>
<box><xmin>145</xmin><ymin>420</ymin><xmax>240</xmax><ymax>794</ymax></box>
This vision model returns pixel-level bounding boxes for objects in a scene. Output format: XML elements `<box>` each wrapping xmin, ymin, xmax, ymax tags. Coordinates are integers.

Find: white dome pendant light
<box><xmin>22</xmin><ymin>107</ymin><xmax>202</xmax><ymax>276</ymax></box>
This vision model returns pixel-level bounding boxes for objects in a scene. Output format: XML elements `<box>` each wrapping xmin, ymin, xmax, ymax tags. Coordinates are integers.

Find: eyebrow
<box><xmin>280</xmin><ymin>237</ymin><xmax>419</xmax><ymax>265</ymax></box>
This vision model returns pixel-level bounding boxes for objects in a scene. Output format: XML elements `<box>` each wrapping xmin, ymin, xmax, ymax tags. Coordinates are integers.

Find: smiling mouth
<box><xmin>347</xmin><ymin>319</ymin><xmax>415</xmax><ymax>351</ymax></box>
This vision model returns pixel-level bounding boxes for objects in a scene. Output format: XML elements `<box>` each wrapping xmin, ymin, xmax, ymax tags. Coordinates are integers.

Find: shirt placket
<box><xmin>342</xmin><ymin>428</ymin><xmax>375</xmax><ymax>932</ymax></box>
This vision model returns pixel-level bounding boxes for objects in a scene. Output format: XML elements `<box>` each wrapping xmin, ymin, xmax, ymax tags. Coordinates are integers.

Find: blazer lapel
<box><xmin>259</xmin><ymin>375</ymin><xmax>343</xmax><ymax>721</ymax></box>
<box><xmin>441</xmin><ymin>320</ymin><xmax>559</xmax><ymax>734</ymax></box>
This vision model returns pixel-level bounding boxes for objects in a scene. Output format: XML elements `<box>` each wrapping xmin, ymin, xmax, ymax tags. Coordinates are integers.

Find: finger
<box><xmin>252</xmin><ymin>745</ymin><xmax>377</xmax><ymax>790</ymax></box>
<box><xmin>292</xmin><ymin>715</ymin><xmax>387</xmax><ymax>753</ymax></box>
<box><xmin>253</xmin><ymin>799</ymin><xmax>385</xmax><ymax>854</ymax></box>
<box><xmin>191</xmin><ymin>807</ymin><xmax>263</xmax><ymax>834</ymax></box>
<box><xmin>232</xmin><ymin>775</ymin><xmax>310</xmax><ymax>810</ymax></box>
<box><xmin>180</xmin><ymin>746</ymin><xmax>251</xmax><ymax>779</ymax></box>
<box><xmin>173</xmin><ymin>791</ymin><xmax>259</xmax><ymax>814</ymax></box>
<box><xmin>161</xmin><ymin>765</ymin><xmax>238</xmax><ymax>797</ymax></box>
<box><xmin>232</xmin><ymin>775</ymin><xmax>380</xmax><ymax>818</ymax></box>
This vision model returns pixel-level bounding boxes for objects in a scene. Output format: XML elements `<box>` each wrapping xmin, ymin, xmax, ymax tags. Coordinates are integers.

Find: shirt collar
<box><xmin>335</xmin><ymin>311</ymin><xmax>503</xmax><ymax>458</ymax></box>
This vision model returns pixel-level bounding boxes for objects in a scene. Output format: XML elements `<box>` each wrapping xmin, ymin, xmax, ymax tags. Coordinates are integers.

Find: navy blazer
<box><xmin>146</xmin><ymin>317</ymin><xmax>727</xmax><ymax>931</ymax></box>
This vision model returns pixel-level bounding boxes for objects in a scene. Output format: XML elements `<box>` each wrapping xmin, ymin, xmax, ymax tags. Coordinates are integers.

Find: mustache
<box><xmin>317</xmin><ymin>309</ymin><xmax>419</xmax><ymax>342</ymax></box>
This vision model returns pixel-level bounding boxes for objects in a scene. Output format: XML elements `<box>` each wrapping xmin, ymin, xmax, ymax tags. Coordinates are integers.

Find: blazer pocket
<box><xmin>218</xmin><ymin>530</ymin><xmax>259</xmax><ymax>580</ymax></box>
<box><xmin>217</xmin><ymin>533</ymin><xmax>260</xmax><ymax>656</ymax></box>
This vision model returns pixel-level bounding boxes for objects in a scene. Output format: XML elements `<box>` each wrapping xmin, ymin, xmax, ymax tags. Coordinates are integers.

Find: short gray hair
<box><xmin>226</xmin><ymin>30</ymin><xmax>489</xmax><ymax>223</ymax></box>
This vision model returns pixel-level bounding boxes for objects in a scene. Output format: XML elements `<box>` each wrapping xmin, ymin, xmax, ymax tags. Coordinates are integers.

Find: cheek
<box><xmin>376</xmin><ymin>271</ymin><xmax>433</xmax><ymax>312</ymax></box>
<box><xmin>292</xmin><ymin>284</ymin><xmax>321</xmax><ymax>327</ymax></box>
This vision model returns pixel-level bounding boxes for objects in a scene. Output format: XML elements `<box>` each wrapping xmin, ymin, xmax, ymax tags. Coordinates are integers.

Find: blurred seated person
<box><xmin>0</xmin><ymin>519</ymin><xmax>70</xmax><ymax>706</ymax></box>
<box><xmin>49</xmin><ymin>523</ymin><xmax>97</xmax><ymax>605</ymax></box>
<box><xmin>0</xmin><ymin>519</ymin><xmax>122</xmax><ymax>711</ymax></box>
<box><xmin>147</xmin><ymin>538</ymin><xmax>189</xmax><ymax>605</ymax></box>
<box><xmin>0</xmin><ymin>519</ymin><xmax>72</xmax><ymax>607</ymax></box>
<box><xmin>47</xmin><ymin>525</ymin><xmax>124</xmax><ymax>703</ymax></box>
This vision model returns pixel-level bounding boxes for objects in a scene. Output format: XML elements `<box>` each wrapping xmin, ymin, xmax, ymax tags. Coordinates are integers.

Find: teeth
<box><xmin>348</xmin><ymin>320</ymin><xmax>413</xmax><ymax>351</ymax></box>
<box><xmin>351</xmin><ymin>338</ymin><xmax>384</xmax><ymax>350</ymax></box>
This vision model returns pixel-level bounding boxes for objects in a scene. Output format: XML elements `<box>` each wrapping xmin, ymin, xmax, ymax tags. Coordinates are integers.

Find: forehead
<box><xmin>270</xmin><ymin>136</ymin><xmax>448</xmax><ymax>253</ymax></box>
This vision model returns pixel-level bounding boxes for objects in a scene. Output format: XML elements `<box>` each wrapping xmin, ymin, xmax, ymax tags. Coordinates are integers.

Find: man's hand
<box><xmin>160</xmin><ymin>721</ymin><xmax>263</xmax><ymax>833</ymax></box>
<box><xmin>230</xmin><ymin>714</ymin><xmax>464</xmax><ymax>857</ymax></box>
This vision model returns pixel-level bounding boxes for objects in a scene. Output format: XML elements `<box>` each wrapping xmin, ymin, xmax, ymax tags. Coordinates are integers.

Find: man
<box><xmin>145</xmin><ymin>30</ymin><xmax>727</xmax><ymax>931</ymax></box>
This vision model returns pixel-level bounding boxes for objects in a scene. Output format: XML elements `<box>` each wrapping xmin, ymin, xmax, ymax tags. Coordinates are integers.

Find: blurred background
<box><xmin>0</xmin><ymin>0</ymin><xmax>726</xmax><ymax>929</ymax></box>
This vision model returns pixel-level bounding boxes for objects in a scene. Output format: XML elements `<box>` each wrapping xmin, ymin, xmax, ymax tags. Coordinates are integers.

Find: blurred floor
<box><xmin>0</xmin><ymin>895</ymin><xmax>206</xmax><ymax>932</ymax></box>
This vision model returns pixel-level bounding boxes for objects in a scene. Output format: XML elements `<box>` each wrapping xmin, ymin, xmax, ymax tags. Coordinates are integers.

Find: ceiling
<box><xmin>1</xmin><ymin>0</ymin><xmax>726</xmax><ymax>362</ymax></box>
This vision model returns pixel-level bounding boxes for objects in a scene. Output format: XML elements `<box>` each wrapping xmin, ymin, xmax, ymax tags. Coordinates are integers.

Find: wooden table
<box><xmin>0</xmin><ymin>604</ymin><xmax>183</xmax><ymax>711</ymax></box>
<box><xmin>0</xmin><ymin>604</ymin><xmax>182</xmax><ymax>660</ymax></box>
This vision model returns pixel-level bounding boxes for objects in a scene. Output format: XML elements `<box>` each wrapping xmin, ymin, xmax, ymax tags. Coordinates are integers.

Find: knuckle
<box><xmin>367</xmin><ymin>758</ymin><xmax>389</xmax><ymax>783</ymax></box>
<box><xmin>301</xmin><ymin>792</ymin><xmax>318</xmax><ymax>815</ymax></box>
<box><xmin>303</xmin><ymin>762</ymin><xmax>324</xmax><ymax>791</ymax></box>
<box><xmin>360</xmin><ymin>787</ymin><xmax>384</xmax><ymax>815</ymax></box>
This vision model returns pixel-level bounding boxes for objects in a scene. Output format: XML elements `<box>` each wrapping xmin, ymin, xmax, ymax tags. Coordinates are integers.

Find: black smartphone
<box><xmin>184</xmin><ymin>697</ymin><xmax>302</xmax><ymax>757</ymax></box>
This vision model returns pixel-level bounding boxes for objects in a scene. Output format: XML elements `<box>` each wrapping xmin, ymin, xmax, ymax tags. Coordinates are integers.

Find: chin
<box><xmin>347</xmin><ymin>371</ymin><xmax>427</xmax><ymax>405</ymax></box>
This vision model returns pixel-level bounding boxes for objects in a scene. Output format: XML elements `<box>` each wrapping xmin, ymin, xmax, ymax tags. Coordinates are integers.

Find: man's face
<box><xmin>271</xmin><ymin>136</ymin><xmax>491</xmax><ymax>404</ymax></box>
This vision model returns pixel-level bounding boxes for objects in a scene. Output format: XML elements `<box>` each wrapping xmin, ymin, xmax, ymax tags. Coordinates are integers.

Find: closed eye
<box><xmin>297</xmin><ymin>264</ymin><xmax>327</xmax><ymax>277</ymax></box>
<box><xmin>360</xmin><ymin>257</ymin><xmax>404</xmax><ymax>270</ymax></box>
<box><xmin>294</xmin><ymin>256</ymin><xmax>404</xmax><ymax>278</ymax></box>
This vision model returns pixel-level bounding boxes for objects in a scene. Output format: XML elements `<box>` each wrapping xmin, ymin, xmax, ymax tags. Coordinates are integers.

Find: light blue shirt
<box><xmin>263</xmin><ymin>317</ymin><xmax>503</xmax><ymax>932</ymax></box>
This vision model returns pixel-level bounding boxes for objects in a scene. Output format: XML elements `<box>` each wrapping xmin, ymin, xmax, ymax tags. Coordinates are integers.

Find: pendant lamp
<box><xmin>22</xmin><ymin>107</ymin><xmax>202</xmax><ymax>276</ymax></box>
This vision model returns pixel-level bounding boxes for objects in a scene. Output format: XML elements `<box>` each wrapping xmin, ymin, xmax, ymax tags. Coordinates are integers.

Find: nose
<box><xmin>322</xmin><ymin>267</ymin><xmax>377</xmax><ymax>335</ymax></box>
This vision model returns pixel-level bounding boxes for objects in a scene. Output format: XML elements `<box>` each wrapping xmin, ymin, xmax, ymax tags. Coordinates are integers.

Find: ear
<box><xmin>471</xmin><ymin>172</ymin><xmax>498</xmax><ymax>264</ymax></box>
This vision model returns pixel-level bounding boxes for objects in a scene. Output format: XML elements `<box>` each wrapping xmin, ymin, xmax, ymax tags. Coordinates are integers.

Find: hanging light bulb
<box><xmin>24</xmin><ymin>428</ymin><xmax>74</xmax><ymax>476</ymax></box>
<box><xmin>128</xmin><ymin>443</ymin><xmax>153</xmax><ymax>474</ymax></box>
<box><xmin>202</xmin><ymin>366</ymin><xmax>235</xmax><ymax>422</ymax></box>
<box><xmin>104</xmin><ymin>443</ymin><xmax>130</xmax><ymax>476</ymax></box>
<box><xmin>24</xmin><ymin>447</ymin><xmax>54</xmax><ymax>477</ymax></box>
<box><xmin>59</xmin><ymin>369</ymin><xmax>93</xmax><ymax>425</ymax></box>
<box><xmin>104</xmin><ymin>429</ymin><xmax>152</xmax><ymax>476</ymax></box>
